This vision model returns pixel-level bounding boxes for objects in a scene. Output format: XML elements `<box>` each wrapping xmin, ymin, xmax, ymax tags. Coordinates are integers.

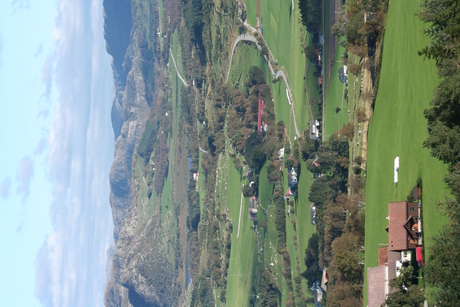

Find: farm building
<box><xmin>338</xmin><ymin>65</ymin><xmax>348</xmax><ymax>83</ymax></box>
<box><xmin>386</xmin><ymin>201</ymin><xmax>419</xmax><ymax>252</ymax></box>
<box><xmin>309</xmin><ymin>120</ymin><xmax>320</xmax><ymax>140</ymax></box>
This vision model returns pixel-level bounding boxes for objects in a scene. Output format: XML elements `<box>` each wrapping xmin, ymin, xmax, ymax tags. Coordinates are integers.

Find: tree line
<box><xmin>416</xmin><ymin>1</ymin><xmax>460</xmax><ymax>306</ymax></box>
<box><xmin>299</xmin><ymin>128</ymin><xmax>366</xmax><ymax>306</ymax></box>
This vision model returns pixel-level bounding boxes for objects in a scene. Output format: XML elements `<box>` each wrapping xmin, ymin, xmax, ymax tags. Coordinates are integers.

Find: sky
<box><xmin>0</xmin><ymin>0</ymin><xmax>115</xmax><ymax>306</ymax></box>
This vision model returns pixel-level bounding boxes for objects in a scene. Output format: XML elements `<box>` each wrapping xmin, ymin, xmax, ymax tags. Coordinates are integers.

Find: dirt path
<box><xmin>170</xmin><ymin>48</ymin><xmax>188</xmax><ymax>87</ymax></box>
<box><xmin>360</xmin><ymin>57</ymin><xmax>373</xmax><ymax>169</ymax></box>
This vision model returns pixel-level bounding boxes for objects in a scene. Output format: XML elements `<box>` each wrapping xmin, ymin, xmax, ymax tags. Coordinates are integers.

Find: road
<box><xmin>226</xmin><ymin>34</ymin><xmax>259</xmax><ymax>83</ymax></box>
<box><xmin>226</xmin><ymin>33</ymin><xmax>301</xmax><ymax>138</ymax></box>
<box><xmin>170</xmin><ymin>48</ymin><xmax>188</xmax><ymax>87</ymax></box>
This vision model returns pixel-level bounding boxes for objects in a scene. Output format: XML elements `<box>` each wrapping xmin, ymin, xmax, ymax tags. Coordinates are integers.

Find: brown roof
<box><xmin>388</xmin><ymin>202</ymin><xmax>418</xmax><ymax>251</ymax></box>
<box><xmin>367</xmin><ymin>266</ymin><xmax>386</xmax><ymax>307</ymax></box>
<box><xmin>378</xmin><ymin>247</ymin><xmax>388</xmax><ymax>266</ymax></box>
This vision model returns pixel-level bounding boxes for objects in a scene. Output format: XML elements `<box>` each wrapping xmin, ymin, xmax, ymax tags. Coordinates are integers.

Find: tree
<box><xmin>424</xmin><ymin>223</ymin><xmax>460</xmax><ymax>306</ymax></box>
<box><xmin>244</xmin><ymin>132</ymin><xmax>266</xmax><ymax>173</ymax></box>
<box><xmin>355</xmin><ymin>107</ymin><xmax>368</xmax><ymax>122</ymax></box>
<box><xmin>385</xmin><ymin>266</ymin><xmax>425</xmax><ymax>307</ymax></box>
<box><xmin>339</xmin><ymin>122</ymin><xmax>354</xmax><ymax>140</ymax></box>
<box><xmin>248</xmin><ymin>66</ymin><xmax>266</xmax><ymax>86</ymax></box>
<box><xmin>331</xmin><ymin>22</ymin><xmax>345</xmax><ymax>36</ymax></box>
<box><xmin>346</xmin><ymin>11</ymin><xmax>365</xmax><ymax>46</ymax></box>
<box><xmin>305</xmin><ymin>45</ymin><xmax>318</xmax><ymax>63</ymax></box>
<box><xmin>418</xmin><ymin>0</ymin><xmax>460</xmax><ymax>65</ymax></box>
<box><xmin>301</xmin><ymin>233</ymin><xmax>322</xmax><ymax>286</ymax></box>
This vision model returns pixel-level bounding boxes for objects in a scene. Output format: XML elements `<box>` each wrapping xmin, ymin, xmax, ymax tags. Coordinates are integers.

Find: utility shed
<box><xmin>386</xmin><ymin>202</ymin><xmax>419</xmax><ymax>251</ymax></box>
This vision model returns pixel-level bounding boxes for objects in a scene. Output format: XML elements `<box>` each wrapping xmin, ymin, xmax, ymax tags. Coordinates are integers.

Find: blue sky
<box><xmin>0</xmin><ymin>0</ymin><xmax>115</xmax><ymax>306</ymax></box>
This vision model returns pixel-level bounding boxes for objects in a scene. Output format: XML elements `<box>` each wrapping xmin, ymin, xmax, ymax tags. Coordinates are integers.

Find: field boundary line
<box><xmin>237</xmin><ymin>184</ymin><xmax>244</xmax><ymax>239</ymax></box>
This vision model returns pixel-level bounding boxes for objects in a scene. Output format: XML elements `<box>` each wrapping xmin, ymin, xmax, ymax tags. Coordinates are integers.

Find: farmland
<box><xmin>323</xmin><ymin>37</ymin><xmax>348</xmax><ymax>139</ymax></box>
<box><xmin>363</xmin><ymin>0</ymin><xmax>450</xmax><ymax>304</ymax></box>
<box><xmin>218</xmin><ymin>154</ymin><xmax>258</xmax><ymax>307</ymax></box>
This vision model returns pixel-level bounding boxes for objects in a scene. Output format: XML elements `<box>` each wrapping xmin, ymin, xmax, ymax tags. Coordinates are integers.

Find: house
<box><xmin>284</xmin><ymin>188</ymin><xmax>295</xmax><ymax>200</ymax></box>
<box><xmin>367</xmin><ymin>247</ymin><xmax>402</xmax><ymax>306</ymax></box>
<box><xmin>309</xmin><ymin>120</ymin><xmax>320</xmax><ymax>140</ymax></box>
<box><xmin>321</xmin><ymin>268</ymin><xmax>328</xmax><ymax>291</ymax></box>
<box><xmin>278</xmin><ymin>148</ymin><xmax>284</xmax><ymax>160</ymax></box>
<box><xmin>318</xmin><ymin>77</ymin><xmax>322</xmax><ymax>87</ymax></box>
<box><xmin>288</xmin><ymin>167</ymin><xmax>298</xmax><ymax>189</ymax></box>
<box><xmin>386</xmin><ymin>201</ymin><xmax>419</xmax><ymax>252</ymax></box>
<box><xmin>338</xmin><ymin>66</ymin><xmax>348</xmax><ymax>83</ymax></box>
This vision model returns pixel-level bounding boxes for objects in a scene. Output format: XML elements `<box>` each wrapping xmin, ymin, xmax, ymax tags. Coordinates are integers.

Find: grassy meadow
<box><xmin>224</xmin><ymin>158</ymin><xmax>258</xmax><ymax>307</ymax></box>
<box><xmin>245</xmin><ymin>0</ymin><xmax>257</xmax><ymax>26</ymax></box>
<box><xmin>363</xmin><ymin>1</ymin><xmax>450</xmax><ymax>304</ymax></box>
<box><xmin>323</xmin><ymin>37</ymin><xmax>348</xmax><ymax>139</ymax></box>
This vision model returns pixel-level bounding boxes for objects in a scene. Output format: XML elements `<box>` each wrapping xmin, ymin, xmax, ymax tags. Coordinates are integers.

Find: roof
<box><xmin>338</xmin><ymin>66</ymin><xmax>348</xmax><ymax>83</ymax></box>
<box><xmin>387</xmin><ymin>250</ymin><xmax>400</xmax><ymax>281</ymax></box>
<box><xmin>378</xmin><ymin>247</ymin><xmax>388</xmax><ymax>266</ymax></box>
<box><xmin>321</xmin><ymin>269</ymin><xmax>328</xmax><ymax>291</ymax></box>
<box><xmin>388</xmin><ymin>202</ymin><xmax>418</xmax><ymax>251</ymax></box>
<box><xmin>367</xmin><ymin>266</ymin><xmax>386</xmax><ymax>307</ymax></box>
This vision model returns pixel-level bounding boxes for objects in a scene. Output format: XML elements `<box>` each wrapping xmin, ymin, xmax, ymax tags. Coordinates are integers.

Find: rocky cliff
<box><xmin>103</xmin><ymin>0</ymin><xmax>133</xmax><ymax>139</ymax></box>
<box><xmin>103</xmin><ymin>0</ymin><xmax>136</xmax><ymax>242</ymax></box>
<box><xmin>104</xmin><ymin>0</ymin><xmax>183</xmax><ymax>305</ymax></box>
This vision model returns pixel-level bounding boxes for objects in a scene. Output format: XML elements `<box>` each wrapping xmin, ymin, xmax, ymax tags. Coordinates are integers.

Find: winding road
<box><xmin>226</xmin><ymin>34</ymin><xmax>260</xmax><ymax>82</ymax></box>
<box><xmin>226</xmin><ymin>33</ymin><xmax>301</xmax><ymax>138</ymax></box>
<box><xmin>170</xmin><ymin>48</ymin><xmax>188</xmax><ymax>87</ymax></box>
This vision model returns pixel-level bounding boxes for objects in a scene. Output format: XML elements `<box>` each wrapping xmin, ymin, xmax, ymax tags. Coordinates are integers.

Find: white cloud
<box><xmin>34</xmin><ymin>0</ymin><xmax>114</xmax><ymax>306</ymax></box>
<box><xmin>0</xmin><ymin>177</ymin><xmax>11</xmax><ymax>199</ymax></box>
<box><xmin>16</xmin><ymin>156</ymin><xmax>34</xmax><ymax>201</ymax></box>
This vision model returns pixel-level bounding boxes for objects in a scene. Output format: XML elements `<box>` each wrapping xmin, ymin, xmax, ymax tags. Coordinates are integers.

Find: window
<box><xmin>410</xmin><ymin>207</ymin><xmax>416</xmax><ymax>212</ymax></box>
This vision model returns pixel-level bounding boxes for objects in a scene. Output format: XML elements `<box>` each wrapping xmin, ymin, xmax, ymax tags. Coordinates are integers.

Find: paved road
<box><xmin>226</xmin><ymin>34</ymin><xmax>259</xmax><ymax>82</ymax></box>
<box><xmin>226</xmin><ymin>33</ymin><xmax>301</xmax><ymax>138</ymax></box>
<box><xmin>170</xmin><ymin>48</ymin><xmax>188</xmax><ymax>87</ymax></box>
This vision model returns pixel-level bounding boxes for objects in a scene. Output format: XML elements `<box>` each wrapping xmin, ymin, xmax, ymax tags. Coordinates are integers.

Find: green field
<box><xmin>324</xmin><ymin>37</ymin><xmax>348</xmax><ymax>138</ymax></box>
<box><xmin>226</xmin><ymin>17</ymin><xmax>319</xmax><ymax>304</ymax></box>
<box><xmin>245</xmin><ymin>0</ymin><xmax>257</xmax><ymax>27</ymax></box>
<box><xmin>260</xmin><ymin>0</ymin><xmax>293</xmax><ymax>78</ymax></box>
<box><xmin>363</xmin><ymin>1</ymin><xmax>449</xmax><ymax>305</ymax></box>
<box><xmin>291</xmin><ymin>2</ymin><xmax>313</xmax><ymax>135</ymax></box>
<box><xmin>225</xmin><ymin>158</ymin><xmax>258</xmax><ymax>307</ymax></box>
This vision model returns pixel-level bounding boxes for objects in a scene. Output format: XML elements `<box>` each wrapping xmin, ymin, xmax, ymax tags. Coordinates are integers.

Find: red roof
<box><xmin>416</xmin><ymin>247</ymin><xmax>424</xmax><ymax>266</ymax></box>
<box><xmin>318</xmin><ymin>77</ymin><xmax>322</xmax><ymax>85</ymax></box>
<box><xmin>378</xmin><ymin>247</ymin><xmax>388</xmax><ymax>266</ymax></box>
<box><xmin>388</xmin><ymin>202</ymin><xmax>418</xmax><ymax>251</ymax></box>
